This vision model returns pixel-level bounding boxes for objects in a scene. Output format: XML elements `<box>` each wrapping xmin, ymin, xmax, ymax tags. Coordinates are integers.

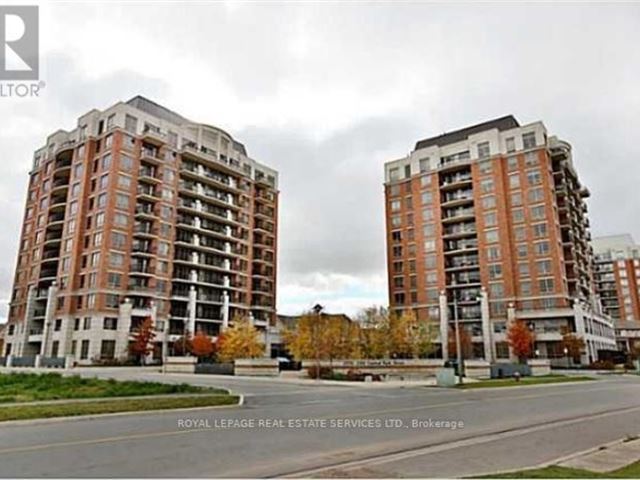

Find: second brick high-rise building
<box><xmin>384</xmin><ymin>116</ymin><xmax>615</xmax><ymax>364</ymax></box>
<box><xmin>3</xmin><ymin>97</ymin><xmax>278</xmax><ymax>364</ymax></box>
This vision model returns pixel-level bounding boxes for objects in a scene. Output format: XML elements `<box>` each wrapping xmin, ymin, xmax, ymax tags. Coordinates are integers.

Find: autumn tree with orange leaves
<box><xmin>129</xmin><ymin>317</ymin><xmax>156</xmax><ymax>365</ymax></box>
<box><xmin>191</xmin><ymin>330</ymin><xmax>215</xmax><ymax>360</ymax></box>
<box><xmin>507</xmin><ymin>321</ymin><xmax>535</xmax><ymax>363</ymax></box>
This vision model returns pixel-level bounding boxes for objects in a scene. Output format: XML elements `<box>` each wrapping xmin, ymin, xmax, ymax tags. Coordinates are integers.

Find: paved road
<box><xmin>1</xmin><ymin>370</ymin><xmax>640</xmax><ymax>478</ymax></box>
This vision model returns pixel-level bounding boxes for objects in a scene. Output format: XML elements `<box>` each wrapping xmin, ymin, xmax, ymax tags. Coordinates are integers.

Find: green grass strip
<box><xmin>474</xmin><ymin>460</ymin><xmax>640</xmax><ymax>478</ymax></box>
<box><xmin>459</xmin><ymin>375</ymin><xmax>594</xmax><ymax>389</ymax></box>
<box><xmin>0</xmin><ymin>394</ymin><xmax>239</xmax><ymax>422</ymax></box>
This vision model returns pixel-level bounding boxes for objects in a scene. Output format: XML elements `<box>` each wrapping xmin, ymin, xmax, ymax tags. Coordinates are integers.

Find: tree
<box><xmin>447</xmin><ymin>325</ymin><xmax>473</xmax><ymax>360</ymax></box>
<box><xmin>561</xmin><ymin>332</ymin><xmax>585</xmax><ymax>363</ymax></box>
<box><xmin>217</xmin><ymin>315</ymin><xmax>264</xmax><ymax>362</ymax></box>
<box><xmin>172</xmin><ymin>330</ymin><xmax>193</xmax><ymax>356</ymax></box>
<box><xmin>283</xmin><ymin>311</ymin><xmax>362</xmax><ymax>363</ymax></box>
<box><xmin>357</xmin><ymin>306</ymin><xmax>392</xmax><ymax>359</ymax></box>
<box><xmin>129</xmin><ymin>317</ymin><xmax>156</xmax><ymax>365</ymax></box>
<box><xmin>388</xmin><ymin>310</ymin><xmax>435</xmax><ymax>359</ymax></box>
<box><xmin>507</xmin><ymin>321</ymin><xmax>535</xmax><ymax>363</ymax></box>
<box><xmin>191</xmin><ymin>330</ymin><xmax>215</xmax><ymax>360</ymax></box>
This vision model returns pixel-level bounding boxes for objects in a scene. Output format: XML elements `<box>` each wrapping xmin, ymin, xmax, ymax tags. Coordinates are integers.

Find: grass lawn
<box><xmin>0</xmin><ymin>372</ymin><xmax>225</xmax><ymax>403</ymax></box>
<box><xmin>475</xmin><ymin>460</ymin><xmax>640</xmax><ymax>478</ymax></box>
<box><xmin>459</xmin><ymin>374</ymin><xmax>594</xmax><ymax>389</ymax></box>
<box><xmin>0</xmin><ymin>394</ymin><xmax>239</xmax><ymax>422</ymax></box>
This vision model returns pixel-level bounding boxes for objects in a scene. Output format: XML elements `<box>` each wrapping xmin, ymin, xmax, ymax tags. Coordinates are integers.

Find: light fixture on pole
<box><xmin>312</xmin><ymin>303</ymin><xmax>324</xmax><ymax>380</ymax></box>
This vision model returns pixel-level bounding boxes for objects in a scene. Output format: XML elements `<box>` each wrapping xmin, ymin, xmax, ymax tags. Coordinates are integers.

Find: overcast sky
<box><xmin>1</xmin><ymin>2</ymin><xmax>639</xmax><ymax>320</ymax></box>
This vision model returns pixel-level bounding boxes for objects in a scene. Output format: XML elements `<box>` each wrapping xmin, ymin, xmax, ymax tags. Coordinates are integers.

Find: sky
<box><xmin>0</xmin><ymin>2</ymin><xmax>639</xmax><ymax>320</ymax></box>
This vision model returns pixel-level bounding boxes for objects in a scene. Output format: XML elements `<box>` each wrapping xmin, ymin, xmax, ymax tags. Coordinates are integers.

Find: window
<box><xmin>534</xmin><ymin>241</ymin><xmax>550</xmax><ymax>256</ymax></box>
<box><xmin>536</xmin><ymin>260</ymin><xmax>553</xmax><ymax>275</ymax></box>
<box><xmin>425</xmin><ymin>254</ymin><xmax>437</xmax><ymax>269</ymax></box>
<box><xmin>484</xmin><ymin>212</ymin><xmax>497</xmax><ymax>227</ymax></box>
<box><xmin>389</xmin><ymin>185</ymin><xmax>400</xmax><ymax>196</ymax></box>
<box><xmin>480</xmin><ymin>178</ymin><xmax>494</xmax><ymax>193</ymax></box>
<box><xmin>110</xmin><ymin>252</ymin><xmax>125</xmax><ymax>267</ymax></box>
<box><xmin>420</xmin><ymin>175</ymin><xmax>431</xmax><ymax>187</ymax></box>
<box><xmin>424</xmin><ymin>239</ymin><xmax>436</xmax><ymax>253</ymax></box>
<box><xmin>107</xmin><ymin>272</ymin><xmax>122</xmax><ymax>288</ymax></box>
<box><xmin>404</xmin><ymin>164</ymin><xmax>411</xmax><ymax>178</ymax></box>
<box><xmin>514</xmin><ymin>226</ymin><xmax>526</xmax><ymax>241</ymax></box>
<box><xmin>522</xmin><ymin>132</ymin><xmax>537</xmax><ymax>149</ymax></box>
<box><xmin>120</xmin><ymin>155</ymin><xmax>133</xmax><ymax>171</ymax></box>
<box><xmin>419</xmin><ymin>158</ymin><xmax>430</xmax><ymax>172</ymax></box>
<box><xmin>391</xmin><ymin>215</ymin><xmax>401</xmax><ymax>228</ymax></box>
<box><xmin>531</xmin><ymin>205</ymin><xmax>546</xmax><ymax>220</ymax></box>
<box><xmin>117</xmin><ymin>174</ymin><xmax>131</xmax><ymax>189</ymax></box>
<box><xmin>528</xmin><ymin>188</ymin><xmax>544</xmax><ymax>203</ymax></box>
<box><xmin>509</xmin><ymin>174</ymin><xmax>521</xmax><ymax>189</ymax></box>
<box><xmin>83</xmin><ymin>317</ymin><xmax>91</xmax><ymax>330</ymax></box>
<box><xmin>125</xmin><ymin>114</ymin><xmax>138</xmax><ymax>133</ymax></box>
<box><xmin>426</xmin><ymin>272</ymin><xmax>437</xmax><ymax>284</ymax></box>
<box><xmin>477</xmin><ymin>141</ymin><xmax>490</xmax><ymax>159</ymax></box>
<box><xmin>54</xmin><ymin>319</ymin><xmax>62</xmax><ymax>331</ymax></box>
<box><xmin>518</xmin><ymin>263</ymin><xmax>530</xmax><ymax>277</ymax></box>
<box><xmin>103</xmin><ymin>317</ymin><xmax>118</xmax><ymax>330</ymax></box>
<box><xmin>74</xmin><ymin>318</ymin><xmax>80</xmax><ymax>331</ymax></box>
<box><xmin>487</xmin><ymin>246</ymin><xmax>501</xmax><ymax>261</ymax></box>
<box><xmin>393</xmin><ymin>261</ymin><xmax>403</xmax><ymax>273</ymax></box>
<box><xmin>422</xmin><ymin>209</ymin><xmax>433</xmax><ymax>222</ymax></box>
<box><xmin>421</xmin><ymin>191</ymin><xmax>433</xmax><ymax>205</ymax></box>
<box><xmin>101</xmin><ymin>154</ymin><xmax>112</xmax><ymax>170</ymax></box>
<box><xmin>393</xmin><ymin>277</ymin><xmax>404</xmax><ymax>289</ymax></box>
<box><xmin>390</xmin><ymin>200</ymin><xmax>401</xmax><ymax>212</ymax></box>
<box><xmin>527</xmin><ymin>169</ymin><xmax>542</xmax><ymax>185</ymax></box>
<box><xmin>423</xmin><ymin>223</ymin><xmax>435</xmax><ymax>237</ymax></box>
<box><xmin>485</xmin><ymin>230</ymin><xmax>498</xmax><ymax>244</ymax></box>
<box><xmin>80</xmin><ymin>340</ymin><xmax>90</xmax><ymax>359</ymax></box>
<box><xmin>100</xmin><ymin>340</ymin><xmax>116</xmax><ymax>360</ymax></box>
<box><xmin>490</xmin><ymin>283</ymin><xmax>504</xmax><ymax>298</ymax></box>
<box><xmin>524</xmin><ymin>151</ymin><xmax>539</xmax><ymax>167</ymax></box>
<box><xmin>496</xmin><ymin>342</ymin><xmax>510</xmax><ymax>359</ymax></box>
<box><xmin>482</xmin><ymin>195</ymin><xmax>496</xmax><ymax>209</ymax></box>
<box><xmin>97</xmin><ymin>193</ymin><xmax>107</xmax><ymax>208</ymax></box>
<box><xmin>532</xmin><ymin>222</ymin><xmax>548</xmax><ymax>238</ymax></box>
<box><xmin>114</xmin><ymin>213</ymin><xmax>128</xmax><ymax>227</ymax></box>
<box><xmin>520</xmin><ymin>281</ymin><xmax>532</xmax><ymax>295</ymax></box>
<box><xmin>517</xmin><ymin>244</ymin><xmax>528</xmax><ymax>258</ymax></box>
<box><xmin>488</xmin><ymin>263</ymin><xmax>502</xmax><ymax>279</ymax></box>
<box><xmin>511</xmin><ymin>192</ymin><xmax>522</xmax><ymax>206</ymax></box>
<box><xmin>105</xmin><ymin>294</ymin><xmax>120</xmax><ymax>308</ymax></box>
<box><xmin>389</xmin><ymin>168</ymin><xmax>399</xmax><ymax>181</ymax></box>
<box><xmin>507</xmin><ymin>156</ymin><xmax>518</xmax><ymax>171</ymax></box>
<box><xmin>539</xmin><ymin>278</ymin><xmax>555</xmax><ymax>293</ymax></box>
<box><xmin>111</xmin><ymin>232</ymin><xmax>127</xmax><ymax>249</ymax></box>
<box><xmin>392</xmin><ymin>231</ymin><xmax>402</xmax><ymax>242</ymax></box>
<box><xmin>158</xmin><ymin>242</ymin><xmax>170</xmax><ymax>256</ymax></box>
<box><xmin>115</xmin><ymin>193</ymin><xmax>129</xmax><ymax>209</ymax></box>
<box><xmin>512</xmin><ymin>208</ymin><xmax>524</xmax><ymax>224</ymax></box>
<box><xmin>394</xmin><ymin>293</ymin><xmax>405</xmax><ymax>305</ymax></box>
<box><xmin>506</xmin><ymin>137</ymin><xmax>515</xmax><ymax>153</ymax></box>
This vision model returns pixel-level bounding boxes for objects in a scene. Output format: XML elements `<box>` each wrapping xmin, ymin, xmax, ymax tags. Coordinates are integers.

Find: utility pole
<box><xmin>452</xmin><ymin>280</ymin><xmax>463</xmax><ymax>385</ymax></box>
<box><xmin>312</xmin><ymin>303</ymin><xmax>324</xmax><ymax>380</ymax></box>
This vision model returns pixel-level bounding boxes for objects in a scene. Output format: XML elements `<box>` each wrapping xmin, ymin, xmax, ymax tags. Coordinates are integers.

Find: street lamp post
<box><xmin>564</xmin><ymin>347</ymin><xmax>569</xmax><ymax>368</ymax></box>
<box><xmin>312</xmin><ymin>303</ymin><xmax>324</xmax><ymax>380</ymax></box>
<box><xmin>451</xmin><ymin>280</ymin><xmax>463</xmax><ymax>385</ymax></box>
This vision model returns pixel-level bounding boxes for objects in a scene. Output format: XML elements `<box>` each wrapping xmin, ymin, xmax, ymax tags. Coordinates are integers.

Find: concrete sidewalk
<box><xmin>557</xmin><ymin>436</ymin><xmax>640</xmax><ymax>472</ymax></box>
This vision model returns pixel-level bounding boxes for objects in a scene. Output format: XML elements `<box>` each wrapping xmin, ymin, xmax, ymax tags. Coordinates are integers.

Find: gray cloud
<box><xmin>1</xmin><ymin>3</ymin><xmax>639</xmax><ymax>319</ymax></box>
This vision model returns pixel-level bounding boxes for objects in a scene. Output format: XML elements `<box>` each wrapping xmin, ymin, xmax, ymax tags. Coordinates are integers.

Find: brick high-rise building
<box><xmin>2</xmin><ymin>96</ymin><xmax>278</xmax><ymax>364</ymax></box>
<box><xmin>593</xmin><ymin>234</ymin><xmax>640</xmax><ymax>322</ymax></box>
<box><xmin>384</xmin><ymin>115</ymin><xmax>615</xmax><ymax>364</ymax></box>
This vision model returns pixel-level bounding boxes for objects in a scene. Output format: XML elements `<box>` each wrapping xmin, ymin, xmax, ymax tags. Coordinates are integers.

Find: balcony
<box><xmin>140</xmin><ymin>146</ymin><xmax>163</xmax><ymax>164</ymax></box>
<box><xmin>137</xmin><ymin>186</ymin><xmax>160</xmax><ymax>201</ymax></box>
<box><xmin>138</xmin><ymin>167</ymin><xmax>161</xmax><ymax>183</ymax></box>
<box><xmin>142</xmin><ymin>124</ymin><xmax>167</xmax><ymax>146</ymax></box>
<box><xmin>442</xmin><ymin>207</ymin><xmax>475</xmax><ymax>224</ymax></box>
<box><xmin>440</xmin><ymin>173</ymin><xmax>472</xmax><ymax>190</ymax></box>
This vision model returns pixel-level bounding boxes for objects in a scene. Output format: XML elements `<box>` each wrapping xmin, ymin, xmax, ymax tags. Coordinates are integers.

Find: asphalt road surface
<box><xmin>1</xmin><ymin>369</ymin><xmax>640</xmax><ymax>478</ymax></box>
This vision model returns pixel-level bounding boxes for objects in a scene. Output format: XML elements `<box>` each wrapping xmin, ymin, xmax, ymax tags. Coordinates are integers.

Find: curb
<box><xmin>470</xmin><ymin>433</ymin><xmax>639</xmax><ymax>478</ymax></box>
<box><xmin>0</xmin><ymin>394</ymin><xmax>244</xmax><ymax>427</ymax></box>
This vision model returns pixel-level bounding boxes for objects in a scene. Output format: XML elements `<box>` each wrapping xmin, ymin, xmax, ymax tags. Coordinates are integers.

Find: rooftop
<box><xmin>414</xmin><ymin>115</ymin><xmax>520</xmax><ymax>150</ymax></box>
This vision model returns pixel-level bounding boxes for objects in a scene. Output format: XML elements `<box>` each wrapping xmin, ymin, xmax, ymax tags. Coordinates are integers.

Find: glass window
<box><xmin>522</xmin><ymin>132</ymin><xmax>537</xmax><ymax>149</ymax></box>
